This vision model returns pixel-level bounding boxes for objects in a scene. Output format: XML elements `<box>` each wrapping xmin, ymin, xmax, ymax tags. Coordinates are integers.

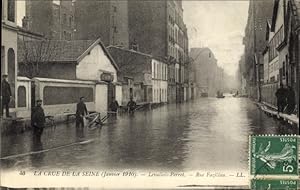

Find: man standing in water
<box><xmin>76</xmin><ymin>96</ymin><xmax>88</xmax><ymax>128</ymax></box>
<box><xmin>275</xmin><ymin>83</ymin><xmax>287</xmax><ymax>114</ymax></box>
<box><xmin>32</xmin><ymin>99</ymin><xmax>46</xmax><ymax>142</ymax></box>
<box><xmin>1</xmin><ymin>74</ymin><xmax>12</xmax><ymax>118</ymax></box>
<box><xmin>109</xmin><ymin>97</ymin><xmax>119</xmax><ymax>117</ymax></box>
<box><xmin>285</xmin><ymin>86</ymin><xmax>295</xmax><ymax>115</ymax></box>
<box><xmin>127</xmin><ymin>97</ymin><xmax>137</xmax><ymax>114</ymax></box>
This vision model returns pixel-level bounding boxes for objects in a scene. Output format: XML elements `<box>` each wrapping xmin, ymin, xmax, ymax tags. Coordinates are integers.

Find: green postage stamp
<box><xmin>251</xmin><ymin>179</ymin><xmax>299</xmax><ymax>190</ymax></box>
<box><xmin>250</xmin><ymin>135</ymin><xmax>299</xmax><ymax>176</ymax></box>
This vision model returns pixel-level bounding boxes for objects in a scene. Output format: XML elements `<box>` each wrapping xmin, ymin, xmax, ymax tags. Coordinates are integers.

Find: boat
<box><xmin>201</xmin><ymin>92</ymin><xmax>208</xmax><ymax>97</ymax></box>
<box><xmin>216</xmin><ymin>91</ymin><xmax>225</xmax><ymax>98</ymax></box>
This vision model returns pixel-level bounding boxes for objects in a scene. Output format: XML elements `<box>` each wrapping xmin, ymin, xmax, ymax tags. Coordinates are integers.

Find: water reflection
<box><xmin>30</xmin><ymin>137</ymin><xmax>44</xmax><ymax>168</ymax></box>
<box><xmin>75</xmin><ymin>126</ymin><xmax>85</xmax><ymax>141</ymax></box>
<box><xmin>0</xmin><ymin>98</ymin><xmax>298</xmax><ymax>171</ymax></box>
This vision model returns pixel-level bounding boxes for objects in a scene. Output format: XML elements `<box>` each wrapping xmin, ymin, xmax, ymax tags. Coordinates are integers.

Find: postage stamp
<box><xmin>251</xmin><ymin>179</ymin><xmax>299</xmax><ymax>190</ymax></box>
<box><xmin>250</xmin><ymin>135</ymin><xmax>299</xmax><ymax>176</ymax></box>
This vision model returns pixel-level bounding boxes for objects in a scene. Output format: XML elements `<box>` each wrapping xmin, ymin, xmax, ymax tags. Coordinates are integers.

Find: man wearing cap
<box><xmin>32</xmin><ymin>99</ymin><xmax>46</xmax><ymax>142</ymax></box>
<box><xmin>1</xmin><ymin>74</ymin><xmax>12</xmax><ymax>117</ymax></box>
<box><xmin>76</xmin><ymin>96</ymin><xmax>88</xmax><ymax>128</ymax></box>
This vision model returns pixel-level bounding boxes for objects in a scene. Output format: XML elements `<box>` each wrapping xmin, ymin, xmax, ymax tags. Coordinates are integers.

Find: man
<box><xmin>275</xmin><ymin>83</ymin><xmax>287</xmax><ymax>114</ymax></box>
<box><xmin>127</xmin><ymin>97</ymin><xmax>136</xmax><ymax>114</ymax></box>
<box><xmin>285</xmin><ymin>86</ymin><xmax>295</xmax><ymax>115</ymax></box>
<box><xmin>110</xmin><ymin>98</ymin><xmax>119</xmax><ymax>113</ymax></box>
<box><xmin>109</xmin><ymin>97</ymin><xmax>119</xmax><ymax>118</ymax></box>
<box><xmin>76</xmin><ymin>96</ymin><xmax>88</xmax><ymax>128</ymax></box>
<box><xmin>1</xmin><ymin>74</ymin><xmax>12</xmax><ymax>117</ymax></box>
<box><xmin>32</xmin><ymin>99</ymin><xmax>46</xmax><ymax>142</ymax></box>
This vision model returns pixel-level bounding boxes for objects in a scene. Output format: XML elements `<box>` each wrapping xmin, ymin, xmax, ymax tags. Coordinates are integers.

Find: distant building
<box><xmin>25</xmin><ymin>0</ymin><xmax>75</xmax><ymax>40</ymax></box>
<box><xmin>74</xmin><ymin>0</ymin><xmax>129</xmax><ymax>48</ymax></box>
<box><xmin>190</xmin><ymin>48</ymin><xmax>223</xmax><ymax>97</ymax></box>
<box><xmin>237</xmin><ymin>55</ymin><xmax>247</xmax><ymax>95</ymax></box>
<box><xmin>108</xmin><ymin>46</ymin><xmax>168</xmax><ymax>105</ymax></box>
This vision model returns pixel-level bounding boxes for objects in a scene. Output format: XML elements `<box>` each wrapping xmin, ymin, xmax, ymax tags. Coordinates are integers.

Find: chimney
<box><xmin>22</xmin><ymin>16</ymin><xmax>31</xmax><ymax>30</ymax></box>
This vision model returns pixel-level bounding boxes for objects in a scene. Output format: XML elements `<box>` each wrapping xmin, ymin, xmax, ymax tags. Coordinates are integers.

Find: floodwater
<box><xmin>1</xmin><ymin>97</ymin><xmax>298</xmax><ymax>172</ymax></box>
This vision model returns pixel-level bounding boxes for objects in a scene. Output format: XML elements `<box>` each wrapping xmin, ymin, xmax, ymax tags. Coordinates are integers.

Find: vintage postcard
<box><xmin>1</xmin><ymin>0</ymin><xmax>299</xmax><ymax>189</ymax></box>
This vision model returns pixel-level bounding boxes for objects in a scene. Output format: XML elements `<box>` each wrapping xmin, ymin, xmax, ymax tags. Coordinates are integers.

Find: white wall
<box><xmin>76</xmin><ymin>45</ymin><xmax>117</xmax><ymax>82</ymax></box>
<box><xmin>16</xmin><ymin>77</ymin><xmax>31</xmax><ymax>118</ymax></box>
<box><xmin>115</xmin><ymin>84</ymin><xmax>122</xmax><ymax>106</ymax></box>
<box><xmin>95</xmin><ymin>83</ymin><xmax>108</xmax><ymax>114</ymax></box>
<box><xmin>33</xmin><ymin>78</ymin><xmax>96</xmax><ymax>116</ymax></box>
<box><xmin>269</xmin><ymin>57</ymin><xmax>279</xmax><ymax>82</ymax></box>
<box><xmin>152</xmin><ymin>80</ymin><xmax>168</xmax><ymax>103</ymax></box>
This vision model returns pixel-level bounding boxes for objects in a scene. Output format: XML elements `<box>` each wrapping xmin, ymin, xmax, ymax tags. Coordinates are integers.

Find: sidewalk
<box><xmin>255</xmin><ymin>102</ymin><xmax>299</xmax><ymax>127</ymax></box>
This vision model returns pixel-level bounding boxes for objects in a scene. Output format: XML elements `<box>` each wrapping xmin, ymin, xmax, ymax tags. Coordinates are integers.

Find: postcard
<box><xmin>1</xmin><ymin>0</ymin><xmax>299</xmax><ymax>189</ymax></box>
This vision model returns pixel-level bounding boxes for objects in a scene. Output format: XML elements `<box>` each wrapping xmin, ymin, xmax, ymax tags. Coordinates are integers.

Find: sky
<box><xmin>183</xmin><ymin>1</ymin><xmax>249</xmax><ymax>76</ymax></box>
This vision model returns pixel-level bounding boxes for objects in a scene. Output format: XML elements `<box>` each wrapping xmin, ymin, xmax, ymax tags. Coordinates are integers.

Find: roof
<box><xmin>18</xmin><ymin>38</ymin><xmax>119</xmax><ymax>71</ymax></box>
<box><xmin>107</xmin><ymin>46</ymin><xmax>153</xmax><ymax>82</ymax></box>
<box><xmin>107</xmin><ymin>46</ymin><xmax>153</xmax><ymax>59</ymax></box>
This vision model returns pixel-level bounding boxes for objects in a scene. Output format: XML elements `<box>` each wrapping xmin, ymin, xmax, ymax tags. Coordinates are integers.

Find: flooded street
<box><xmin>1</xmin><ymin>97</ymin><xmax>298</xmax><ymax>172</ymax></box>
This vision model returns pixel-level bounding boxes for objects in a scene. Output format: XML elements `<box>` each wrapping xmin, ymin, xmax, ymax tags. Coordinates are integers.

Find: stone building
<box><xmin>261</xmin><ymin>0</ymin><xmax>300</xmax><ymax>113</ymax></box>
<box><xmin>2</xmin><ymin>0</ymin><xmax>18</xmax><ymax>113</ymax></box>
<box><xmin>242</xmin><ymin>0</ymin><xmax>274</xmax><ymax>100</ymax></box>
<box><xmin>108</xmin><ymin>46</ymin><xmax>168</xmax><ymax>105</ymax></box>
<box><xmin>24</xmin><ymin>0</ymin><xmax>75</xmax><ymax>40</ymax></box>
<box><xmin>128</xmin><ymin>0</ymin><xmax>189</xmax><ymax>103</ymax></box>
<box><xmin>74</xmin><ymin>0</ymin><xmax>129</xmax><ymax>48</ymax></box>
<box><xmin>18</xmin><ymin>38</ymin><xmax>121</xmax><ymax>115</ymax></box>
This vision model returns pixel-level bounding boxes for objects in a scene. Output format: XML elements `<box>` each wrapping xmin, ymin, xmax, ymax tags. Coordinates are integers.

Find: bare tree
<box><xmin>18</xmin><ymin>37</ymin><xmax>64</xmax><ymax>79</ymax></box>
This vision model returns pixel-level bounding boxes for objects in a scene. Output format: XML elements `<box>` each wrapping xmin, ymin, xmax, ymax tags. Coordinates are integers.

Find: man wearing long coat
<box><xmin>1</xmin><ymin>74</ymin><xmax>12</xmax><ymax>117</ymax></box>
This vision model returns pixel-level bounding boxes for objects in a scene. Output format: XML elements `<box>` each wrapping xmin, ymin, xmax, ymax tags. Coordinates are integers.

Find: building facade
<box><xmin>18</xmin><ymin>38</ymin><xmax>120</xmax><ymax>115</ymax></box>
<box><xmin>2</xmin><ymin>0</ymin><xmax>18</xmax><ymax>114</ymax></box>
<box><xmin>261</xmin><ymin>0</ymin><xmax>300</xmax><ymax>112</ymax></box>
<box><xmin>152</xmin><ymin>59</ymin><xmax>168</xmax><ymax>103</ymax></box>
<box><xmin>241</xmin><ymin>0</ymin><xmax>274</xmax><ymax>100</ymax></box>
<box><xmin>108</xmin><ymin>46</ymin><xmax>168</xmax><ymax>105</ymax></box>
<box><xmin>128</xmin><ymin>0</ymin><xmax>189</xmax><ymax>103</ymax></box>
<box><xmin>74</xmin><ymin>0</ymin><xmax>129</xmax><ymax>48</ymax></box>
<box><xmin>190</xmin><ymin>48</ymin><xmax>224</xmax><ymax>97</ymax></box>
<box><xmin>24</xmin><ymin>0</ymin><xmax>75</xmax><ymax>40</ymax></box>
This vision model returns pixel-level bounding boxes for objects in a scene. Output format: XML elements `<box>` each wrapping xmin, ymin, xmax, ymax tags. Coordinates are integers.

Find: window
<box><xmin>282</xmin><ymin>61</ymin><xmax>286</xmax><ymax>78</ymax></box>
<box><xmin>69</xmin><ymin>16</ymin><xmax>72</xmax><ymax>27</ymax></box>
<box><xmin>63</xmin><ymin>14</ymin><xmax>67</xmax><ymax>24</ymax></box>
<box><xmin>113</xmin><ymin>6</ymin><xmax>117</xmax><ymax>12</ymax></box>
<box><xmin>63</xmin><ymin>31</ymin><xmax>67</xmax><ymax>39</ymax></box>
<box><xmin>7</xmin><ymin>0</ymin><xmax>15</xmax><ymax>22</ymax></box>
<box><xmin>53</xmin><ymin>0</ymin><xmax>60</xmax><ymax>5</ymax></box>
<box><xmin>113</xmin><ymin>26</ymin><xmax>117</xmax><ymax>33</ymax></box>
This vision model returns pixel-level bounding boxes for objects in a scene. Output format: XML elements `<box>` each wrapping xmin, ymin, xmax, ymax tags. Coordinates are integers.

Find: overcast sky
<box><xmin>183</xmin><ymin>1</ymin><xmax>249</xmax><ymax>76</ymax></box>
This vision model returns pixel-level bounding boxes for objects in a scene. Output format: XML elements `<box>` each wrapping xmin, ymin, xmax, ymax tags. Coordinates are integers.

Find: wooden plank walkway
<box><xmin>256</xmin><ymin>102</ymin><xmax>299</xmax><ymax>126</ymax></box>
